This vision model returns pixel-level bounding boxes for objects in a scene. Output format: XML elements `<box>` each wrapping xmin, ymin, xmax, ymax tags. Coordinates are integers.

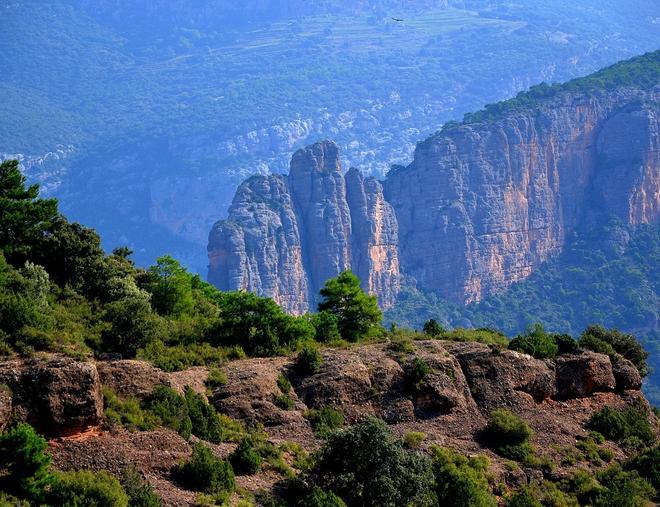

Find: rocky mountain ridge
<box><xmin>208</xmin><ymin>141</ymin><xmax>401</xmax><ymax>313</ymax></box>
<box><xmin>208</xmin><ymin>53</ymin><xmax>660</xmax><ymax>311</ymax></box>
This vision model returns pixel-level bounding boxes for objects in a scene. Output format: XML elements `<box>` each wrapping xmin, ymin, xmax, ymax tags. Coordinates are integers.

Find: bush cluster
<box><xmin>587</xmin><ymin>405</ymin><xmax>655</xmax><ymax>446</ymax></box>
<box><xmin>481</xmin><ymin>409</ymin><xmax>535</xmax><ymax>462</ymax></box>
<box><xmin>304</xmin><ymin>406</ymin><xmax>344</xmax><ymax>437</ymax></box>
<box><xmin>176</xmin><ymin>443</ymin><xmax>235</xmax><ymax>497</ymax></box>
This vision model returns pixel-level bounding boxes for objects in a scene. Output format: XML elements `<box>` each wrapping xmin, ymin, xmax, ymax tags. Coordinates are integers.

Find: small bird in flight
<box><xmin>391</xmin><ymin>17</ymin><xmax>404</xmax><ymax>22</ymax></box>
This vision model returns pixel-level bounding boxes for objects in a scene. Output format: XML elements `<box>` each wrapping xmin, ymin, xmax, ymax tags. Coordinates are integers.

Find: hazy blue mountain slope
<box><xmin>1</xmin><ymin>0</ymin><xmax>658</xmax><ymax>271</ymax></box>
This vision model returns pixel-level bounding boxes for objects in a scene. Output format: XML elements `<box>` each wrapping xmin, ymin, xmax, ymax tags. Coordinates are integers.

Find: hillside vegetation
<box><xmin>0</xmin><ymin>157</ymin><xmax>658</xmax><ymax>505</ymax></box>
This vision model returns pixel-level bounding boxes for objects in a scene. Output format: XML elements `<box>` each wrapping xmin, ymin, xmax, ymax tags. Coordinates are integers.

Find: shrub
<box><xmin>148</xmin><ymin>385</ymin><xmax>192</xmax><ymax>439</ymax></box>
<box><xmin>595</xmin><ymin>465</ymin><xmax>655</xmax><ymax>505</ymax></box>
<box><xmin>580</xmin><ymin>325</ymin><xmax>648</xmax><ymax>377</ymax></box>
<box><xmin>310</xmin><ymin>311</ymin><xmax>340</xmax><ymax>343</ymax></box>
<box><xmin>103</xmin><ymin>388</ymin><xmax>156</xmax><ymax>432</ymax></box>
<box><xmin>212</xmin><ymin>291</ymin><xmax>314</xmax><ymax>356</ymax></box>
<box><xmin>184</xmin><ymin>387</ymin><xmax>225</xmax><ymax>443</ymax></box>
<box><xmin>403</xmin><ymin>431</ymin><xmax>426</xmax><ymax>449</ymax></box>
<box><xmin>442</xmin><ymin>328</ymin><xmax>508</xmax><ymax>347</ymax></box>
<box><xmin>481</xmin><ymin>409</ymin><xmax>534</xmax><ymax>462</ymax></box>
<box><xmin>508</xmin><ymin>323</ymin><xmax>558</xmax><ymax>359</ymax></box>
<box><xmin>205</xmin><ymin>367</ymin><xmax>227</xmax><ymax>389</ymax></box>
<box><xmin>176</xmin><ymin>444</ymin><xmax>235</xmax><ymax>496</ymax></box>
<box><xmin>588</xmin><ymin>406</ymin><xmax>655</xmax><ymax>445</ymax></box>
<box><xmin>49</xmin><ymin>470</ymin><xmax>129</xmax><ymax>507</ymax></box>
<box><xmin>0</xmin><ymin>423</ymin><xmax>52</xmax><ymax>501</ymax></box>
<box><xmin>305</xmin><ymin>407</ymin><xmax>344</xmax><ymax>437</ymax></box>
<box><xmin>625</xmin><ymin>445</ymin><xmax>660</xmax><ymax>491</ymax></box>
<box><xmin>274</xmin><ymin>393</ymin><xmax>294</xmax><ymax>410</ymax></box>
<box><xmin>554</xmin><ymin>333</ymin><xmax>579</xmax><ymax>355</ymax></box>
<box><xmin>317</xmin><ymin>271</ymin><xmax>382</xmax><ymax>342</ymax></box>
<box><xmin>506</xmin><ymin>488</ymin><xmax>542</xmax><ymax>507</ymax></box>
<box><xmin>229</xmin><ymin>437</ymin><xmax>263</xmax><ymax>475</ymax></box>
<box><xmin>277</xmin><ymin>373</ymin><xmax>291</xmax><ymax>394</ymax></box>
<box><xmin>422</xmin><ymin>319</ymin><xmax>445</xmax><ymax>337</ymax></box>
<box><xmin>309</xmin><ymin>418</ymin><xmax>434</xmax><ymax>506</ymax></box>
<box><xmin>405</xmin><ymin>357</ymin><xmax>431</xmax><ymax>393</ymax></box>
<box><xmin>431</xmin><ymin>446</ymin><xmax>496</xmax><ymax>507</ymax></box>
<box><xmin>296</xmin><ymin>344</ymin><xmax>323</xmax><ymax>375</ymax></box>
<box><xmin>121</xmin><ymin>467</ymin><xmax>161</xmax><ymax>507</ymax></box>
<box><xmin>302</xmin><ymin>487</ymin><xmax>347</xmax><ymax>507</ymax></box>
<box><xmin>138</xmin><ymin>340</ymin><xmax>224</xmax><ymax>372</ymax></box>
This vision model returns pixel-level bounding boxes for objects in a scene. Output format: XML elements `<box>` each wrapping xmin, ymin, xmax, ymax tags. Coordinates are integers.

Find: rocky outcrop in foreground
<box><xmin>2</xmin><ymin>342</ymin><xmax>656</xmax><ymax>505</ymax></box>
<box><xmin>208</xmin><ymin>56</ymin><xmax>660</xmax><ymax>311</ymax></box>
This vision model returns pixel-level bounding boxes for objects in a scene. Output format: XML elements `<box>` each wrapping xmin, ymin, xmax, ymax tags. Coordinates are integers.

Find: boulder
<box><xmin>97</xmin><ymin>360</ymin><xmax>171</xmax><ymax>400</ymax></box>
<box><xmin>446</xmin><ymin>342</ymin><xmax>555</xmax><ymax>412</ymax></box>
<box><xmin>0</xmin><ymin>356</ymin><xmax>103</xmax><ymax>434</ymax></box>
<box><xmin>555</xmin><ymin>352</ymin><xmax>615</xmax><ymax>399</ymax></box>
<box><xmin>212</xmin><ymin>357</ymin><xmax>308</xmax><ymax>428</ymax></box>
<box><xmin>612</xmin><ymin>357</ymin><xmax>642</xmax><ymax>391</ymax></box>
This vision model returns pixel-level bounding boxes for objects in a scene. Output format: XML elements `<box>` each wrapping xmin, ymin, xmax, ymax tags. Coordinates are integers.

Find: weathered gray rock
<box><xmin>209</xmin><ymin>84</ymin><xmax>658</xmax><ymax>312</ymax></box>
<box><xmin>555</xmin><ymin>352</ymin><xmax>615</xmax><ymax>399</ymax></box>
<box><xmin>208</xmin><ymin>140</ymin><xmax>402</xmax><ymax>313</ymax></box>
<box><xmin>383</xmin><ymin>86</ymin><xmax>659</xmax><ymax>303</ymax></box>
<box><xmin>0</xmin><ymin>356</ymin><xmax>103</xmax><ymax>434</ymax></box>
<box><xmin>346</xmin><ymin>167</ymin><xmax>401</xmax><ymax>308</ymax></box>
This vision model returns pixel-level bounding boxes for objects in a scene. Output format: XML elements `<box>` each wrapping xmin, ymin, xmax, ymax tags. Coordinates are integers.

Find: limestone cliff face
<box><xmin>209</xmin><ymin>84</ymin><xmax>659</xmax><ymax>311</ymax></box>
<box><xmin>208</xmin><ymin>141</ymin><xmax>401</xmax><ymax>313</ymax></box>
<box><xmin>384</xmin><ymin>86</ymin><xmax>660</xmax><ymax>303</ymax></box>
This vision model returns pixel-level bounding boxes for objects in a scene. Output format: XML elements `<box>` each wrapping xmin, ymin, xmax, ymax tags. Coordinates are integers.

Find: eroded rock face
<box><xmin>612</xmin><ymin>357</ymin><xmax>643</xmax><ymax>391</ymax></box>
<box><xmin>0</xmin><ymin>356</ymin><xmax>103</xmax><ymax>434</ymax></box>
<box><xmin>209</xmin><ymin>85</ymin><xmax>659</xmax><ymax>311</ymax></box>
<box><xmin>555</xmin><ymin>352</ymin><xmax>616</xmax><ymax>399</ymax></box>
<box><xmin>383</xmin><ymin>86</ymin><xmax>659</xmax><ymax>303</ymax></box>
<box><xmin>208</xmin><ymin>140</ymin><xmax>401</xmax><ymax>313</ymax></box>
<box><xmin>446</xmin><ymin>342</ymin><xmax>556</xmax><ymax>411</ymax></box>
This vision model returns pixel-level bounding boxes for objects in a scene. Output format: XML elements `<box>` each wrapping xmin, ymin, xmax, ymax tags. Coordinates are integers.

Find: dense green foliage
<box><xmin>176</xmin><ymin>444</ymin><xmax>235</xmax><ymax>496</ymax></box>
<box><xmin>0</xmin><ymin>163</ymin><xmax>382</xmax><ymax>367</ymax></box>
<box><xmin>0</xmin><ymin>423</ymin><xmax>52</xmax><ymax>502</ymax></box>
<box><xmin>48</xmin><ymin>470</ymin><xmax>129</xmax><ymax>507</ymax></box>
<box><xmin>481</xmin><ymin>410</ymin><xmax>535</xmax><ymax>462</ymax></box>
<box><xmin>121</xmin><ymin>467</ymin><xmax>162</xmax><ymax>507</ymax></box>
<box><xmin>296</xmin><ymin>344</ymin><xmax>324</xmax><ymax>375</ymax></box>
<box><xmin>431</xmin><ymin>446</ymin><xmax>496</xmax><ymax>507</ymax></box>
<box><xmin>229</xmin><ymin>437</ymin><xmax>263</xmax><ymax>475</ymax></box>
<box><xmin>307</xmin><ymin>418</ymin><xmax>434</xmax><ymax>506</ymax></box>
<box><xmin>305</xmin><ymin>407</ymin><xmax>345</xmax><ymax>438</ymax></box>
<box><xmin>588</xmin><ymin>406</ymin><xmax>656</xmax><ymax>446</ymax></box>
<box><xmin>318</xmin><ymin>271</ymin><xmax>382</xmax><ymax>342</ymax></box>
<box><xmin>405</xmin><ymin>357</ymin><xmax>432</xmax><ymax>393</ymax></box>
<box><xmin>508</xmin><ymin>323</ymin><xmax>579</xmax><ymax>359</ymax></box>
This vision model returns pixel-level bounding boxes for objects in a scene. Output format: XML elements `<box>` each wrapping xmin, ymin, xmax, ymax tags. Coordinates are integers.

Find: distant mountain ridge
<box><xmin>208</xmin><ymin>51</ymin><xmax>660</xmax><ymax>312</ymax></box>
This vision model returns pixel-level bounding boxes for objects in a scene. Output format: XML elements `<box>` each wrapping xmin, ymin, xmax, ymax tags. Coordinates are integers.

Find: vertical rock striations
<box><xmin>208</xmin><ymin>140</ymin><xmax>401</xmax><ymax>313</ymax></box>
<box><xmin>346</xmin><ymin>168</ymin><xmax>400</xmax><ymax>308</ymax></box>
<box><xmin>384</xmin><ymin>86</ymin><xmax>659</xmax><ymax>303</ymax></box>
<box><xmin>209</xmin><ymin>54</ymin><xmax>659</xmax><ymax>313</ymax></box>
